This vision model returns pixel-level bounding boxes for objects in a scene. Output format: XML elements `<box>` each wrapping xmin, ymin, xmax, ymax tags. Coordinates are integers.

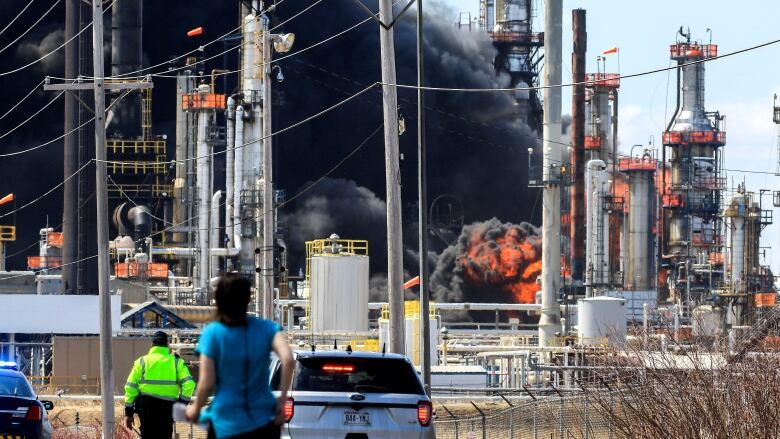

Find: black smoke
<box><xmin>0</xmin><ymin>0</ymin><xmax>543</xmax><ymax>302</ymax></box>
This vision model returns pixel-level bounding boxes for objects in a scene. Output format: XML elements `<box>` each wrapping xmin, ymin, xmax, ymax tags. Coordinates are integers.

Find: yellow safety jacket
<box><xmin>124</xmin><ymin>346</ymin><xmax>195</xmax><ymax>409</ymax></box>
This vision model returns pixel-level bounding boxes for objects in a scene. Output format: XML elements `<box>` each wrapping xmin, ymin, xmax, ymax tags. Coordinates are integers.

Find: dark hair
<box><xmin>214</xmin><ymin>274</ymin><xmax>252</xmax><ymax>326</ymax></box>
<box><xmin>151</xmin><ymin>331</ymin><xmax>168</xmax><ymax>347</ymax></box>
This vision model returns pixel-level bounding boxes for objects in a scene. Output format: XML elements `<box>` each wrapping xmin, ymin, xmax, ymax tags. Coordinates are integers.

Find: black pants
<box><xmin>136</xmin><ymin>395</ymin><xmax>174</xmax><ymax>439</ymax></box>
<box><xmin>207</xmin><ymin>422</ymin><xmax>280</xmax><ymax>439</ymax></box>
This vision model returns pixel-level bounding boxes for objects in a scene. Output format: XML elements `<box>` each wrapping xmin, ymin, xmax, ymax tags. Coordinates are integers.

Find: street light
<box><xmin>270</xmin><ymin>33</ymin><xmax>295</xmax><ymax>53</ymax></box>
<box><xmin>259</xmin><ymin>28</ymin><xmax>295</xmax><ymax>319</ymax></box>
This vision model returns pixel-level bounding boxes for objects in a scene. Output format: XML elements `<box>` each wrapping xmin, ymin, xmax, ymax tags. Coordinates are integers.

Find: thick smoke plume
<box><xmin>0</xmin><ymin>0</ymin><xmax>544</xmax><ymax>302</ymax></box>
<box><xmin>431</xmin><ymin>218</ymin><xmax>541</xmax><ymax>305</ymax></box>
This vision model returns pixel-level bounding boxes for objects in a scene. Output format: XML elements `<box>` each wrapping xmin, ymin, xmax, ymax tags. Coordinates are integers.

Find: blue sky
<box><xmin>441</xmin><ymin>0</ymin><xmax>780</xmax><ymax>276</ymax></box>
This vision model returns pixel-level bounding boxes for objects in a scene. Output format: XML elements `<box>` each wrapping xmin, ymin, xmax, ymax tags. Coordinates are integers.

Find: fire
<box><xmin>458</xmin><ymin>222</ymin><xmax>542</xmax><ymax>303</ymax></box>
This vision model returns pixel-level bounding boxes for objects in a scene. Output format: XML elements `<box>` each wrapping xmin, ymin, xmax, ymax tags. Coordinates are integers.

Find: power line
<box><xmin>381</xmin><ymin>37</ymin><xmax>780</xmax><ymax>93</ymax></box>
<box><xmin>0</xmin><ymin>0</ymin><xmax>114</xmax><ymax>78</ymax></box>
<box><xmin>51</xmin><ymin>0</ymin><xmax>304</xmax><ymax>82</ymax></box>
<box><xmin>0</xmin><ymin>122</ymin><xmax>384</xmax><ymax>281</ymax></box>
<box><xmin>0</xmin><ymin>86</ymin><xmax>131</xmax><ymax>158</ymax></box>
<box><xmin>0</xmin><ymin>78</ymin><xmax>46</xmax><ymax>121</ymax></box>
<box><xmin>150</xmin><ymin>0</ymin><xmax>395</xmax><ymax>80</ymax></box>
<box><xmin>0</xmin><ymin>0</ymin><xmax>60</xmax><ymax>55</ymax></box>
<box><xmin>0</xmin><ymin>0</ymin><xmax>36</xmax><ymax>37</ymax></box>
<box><xmin>0</xmin><ymin>90</ymin><xmax>63</xmax><ymax>141</ymax></box>
<box><xmin>98</xmin><ymin>82</ymin><xmax>378</xmax><ymax>166</ymax></box>
<box><xmin>0</xmin><ymin>160</ymin><xmax>91</xmax><ymax>220</ymax></box>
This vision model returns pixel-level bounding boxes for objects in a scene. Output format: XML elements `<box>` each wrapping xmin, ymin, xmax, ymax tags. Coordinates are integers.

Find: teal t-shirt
<box><xmin>196</xmin><ymin>317</ymin><xmax>280</xmax><ymax>438</ymax></box>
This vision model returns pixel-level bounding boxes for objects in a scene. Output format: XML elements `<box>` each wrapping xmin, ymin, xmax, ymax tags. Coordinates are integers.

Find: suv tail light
<box><xmin>26</xmin><ymin>405</ymin><xmax>42</xmax><ymax>421</ymax></box>
<box><xmin>417</xmin><ymin>400</ymin><xmax>432</xmax><ymax>426</ymax></box>
<box><xmin>284</xmin><ymin>397</ymin><xmax>294</xmax><ymax>423</ymax></box>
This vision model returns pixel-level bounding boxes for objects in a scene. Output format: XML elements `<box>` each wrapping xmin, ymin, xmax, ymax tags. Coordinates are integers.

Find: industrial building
<box><xmin>0</xmin><ymin>1</ymin><xmax>777</xmax><ymax>414</ymax></box>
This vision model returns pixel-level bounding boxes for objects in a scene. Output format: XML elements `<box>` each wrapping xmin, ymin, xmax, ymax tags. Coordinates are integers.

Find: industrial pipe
<box><xmin>233</xmin><ymin>104</ymin><xmax>245</xmax><ymax>245</ymax></box>
<box><xmin>196</xmin><ymin>106</ymin><xmax>211</xmax><ymax>293</ymax></box>
<box><xmin>210</xmin><ymin>191</ymin><xmax>223</xmax><ymax>278</ymax></box>
<box><xmin>151</xmin><ymin>247</ymin><xmax>239</xmax><ymax>257</ymax></box>
<box><xmin>225</xmin><ymin>97</ymin><xmax>236</xmax><ymax>246</ymax></box>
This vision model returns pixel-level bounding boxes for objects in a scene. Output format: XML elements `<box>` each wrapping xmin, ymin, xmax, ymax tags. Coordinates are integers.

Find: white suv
<box><xmin>271</xmin><ymin>350</ymin><xmax>436</xmax><ymax>439</ymax></box>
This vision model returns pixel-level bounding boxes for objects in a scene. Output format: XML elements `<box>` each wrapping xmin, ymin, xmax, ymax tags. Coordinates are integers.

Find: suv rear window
<box><xmin>289</xmin><ymin>357</ymin><xmax>424</xmax><ymax>395</ymax></box>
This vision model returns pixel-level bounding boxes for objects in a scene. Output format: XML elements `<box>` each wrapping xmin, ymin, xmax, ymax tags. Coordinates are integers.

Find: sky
<box><xmin>443</xmin><ymin>0</ymin><xmax>780</xmax><ymax>276</ymax></box>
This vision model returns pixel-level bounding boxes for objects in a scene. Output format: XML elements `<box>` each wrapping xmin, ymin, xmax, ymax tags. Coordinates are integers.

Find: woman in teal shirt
<box><xmin>186</xmin><ymin>275</ymin><xmax>295</xmax><ymax>438</ymax></box>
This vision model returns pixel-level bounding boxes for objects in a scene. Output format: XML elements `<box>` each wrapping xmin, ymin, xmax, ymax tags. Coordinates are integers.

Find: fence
<box><xmin>434</xmin><ymin>393</ymin><xmax>617</xmax><ymax>439</ymax></box>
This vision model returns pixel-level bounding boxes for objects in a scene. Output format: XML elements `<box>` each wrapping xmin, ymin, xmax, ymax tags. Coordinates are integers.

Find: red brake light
<box><xmin>322</xmin><ymin>364</ymin><xmax>355</xmax><ymax>373</ymax></box>
<box><xmin>284</xmin><ymin>397</ymin><xmax>294</xmax><ymax>423</ymax></box>
<box><xmin>26</xmin><ymin>405</ymin><xmax>42</xmax><ymax>421</ymax></box>
<box><xmin>417</xmin><ymin>401</ymin><xmax>432</xmax><ymax>426</ymax></box>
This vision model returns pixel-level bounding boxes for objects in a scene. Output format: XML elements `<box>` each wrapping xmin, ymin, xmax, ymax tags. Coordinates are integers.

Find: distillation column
<box><xmin>585</xmin><ymin>159</ymin><xmax>609</xmax><ymax>296</ymax></box>
<box><xmin>662</xmin><ymin>35</ymin><xmax>725</xmax><ymax>304</ymax></box>
<box><xmin>620</xmin><ymin>155</ymin><xmax>657</xmax><ymax>290</ymax></box>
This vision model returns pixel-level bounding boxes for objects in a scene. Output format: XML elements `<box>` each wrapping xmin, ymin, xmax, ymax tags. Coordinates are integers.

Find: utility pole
<box><xmin>45</xmin><ymin>1</ymin><xmax>152</xmax><ymax>431</ymax></box>
<box><xmin>378</xmin><ymin>0</ymin><xmax>405</xmax><ymax>354</ymax></box>
<box><xmin>261</xmin><ymin>22</ymin><xmax>274</xmax><ymax>320</ymax></box>
<box><xmin>570</xmin><ymin>9</ymin><xmax>586</xmax><ymax>292</ymax></box>
<box><xmin>90</xmin><ymin>1</ymin><xmax>113</xmax><ymax>434</ymax></box>
<box><xmin>538</xmin><ymin>0</ymin><xmax>563</xmax><ymax>347</ymax></box>
<box><xmin>417</xmin><ymin>0</ymin><xmax>431</xmax><ymax>392</ymax></box>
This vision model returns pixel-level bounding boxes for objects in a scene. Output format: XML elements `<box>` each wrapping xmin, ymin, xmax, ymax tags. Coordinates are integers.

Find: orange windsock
<box><xmin>187</xmin><ymin>27</ymin><xmax>204</xmax><ymax>37</ymax></box>
<box><xmin>0</xmin><ymin>193</ymin><xmax>14</xmax><ymax>206</ymax></box>
<box><xmin>602</xmin><ymin>47</ymin><xmax>618</xmax><ymax>55</ymax></box>
<box><xmin>403</xmin><ymin>276</ymin><xmax>421</xmax><ymax>289</ymax></box>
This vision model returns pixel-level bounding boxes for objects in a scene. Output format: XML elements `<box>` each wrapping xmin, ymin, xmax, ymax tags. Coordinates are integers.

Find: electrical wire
<box><xmin>0</xmin><ymin>86</ymin><xmax>131</xmax><ymax>158</ymax></box>
<box><xmin>0</xmin><ymin>0</ymin><xmax>60</xmax><ymax>55</ymax></box>
<box><xmin>0</xmin><ymin>0</ymin><xmax>114</xmax><ymax>78</ymax></box>
<box><xmin>381</xmin><ymin>37</ymin><xmax>780</xmax><ymax>93</ymax></box>
<box><xmin>0</xmin><ymin>90</ymin><xmax>63</xmax><ymax>141</ymax></box>
<box><xmin>149</xmin><ymin>0</ymin><xmax>328</xmax><ymax>80</ymax></box>
<box><xmin>0</xmin><ymin>116</ymin><xmax>91</xmax><ymax>158</ymax></box>
<box><xmin>0</xmin><ymin>160</ymin><xmax>91</xmax><ymax>221</ymax></box>
<box><xmin>0</xmin><ymin>78</ymin><xmax>46</xmax><ymax>121</ymax></box>
<box><xmin>0</xmin><ymin>122</ymin><xmax>384</xmax><ymax>280</ymax></box>
<box><xmin>0</xmin><ymin>0</ymin><xmax>36</xmax><ymax>37</ymax></box>
<box><xmin>150</xmin><ymin>0</ymin><xmax>396</xmax><ymax>80</ymax></box>
<box><xmin>98</xmin><ymin>82</ymin><xmax>378</xmax><ymax>166</ymax></box>
<box><xmin>54</xmin><ymin>0</ymin><xmax>295</xmax><ymax>82</ymax></box>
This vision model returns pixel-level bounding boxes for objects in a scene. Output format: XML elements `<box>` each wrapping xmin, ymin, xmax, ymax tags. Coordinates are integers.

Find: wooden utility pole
<box><xmin>44</xmin><ymin>1</ymin><xmax>152</xmax><ymax>431</ymax></box>
<box><xmin>90</xmin><ymin>1</ymin><xmax>113</xmax><ymax>434</ymax></box>
<box><xmin>378</xmin><ymin>0</ymin><xmax>405</xmax><ymax>354</ymax></box>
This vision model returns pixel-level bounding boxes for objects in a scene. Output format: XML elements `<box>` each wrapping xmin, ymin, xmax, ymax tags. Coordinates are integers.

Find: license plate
<box><xmin>343</xmin><ymin>410</ymin><xmax>371</xmax><ymax>425</ymax></box>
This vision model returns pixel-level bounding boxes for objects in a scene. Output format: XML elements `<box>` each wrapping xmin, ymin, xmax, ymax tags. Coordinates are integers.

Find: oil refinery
<box><xmin>0</xmin><ymin>0</ymin><xmax>779</xmax><ymax>437</ymax></box>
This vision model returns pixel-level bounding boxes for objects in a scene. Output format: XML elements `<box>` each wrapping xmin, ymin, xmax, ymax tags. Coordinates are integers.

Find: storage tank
<box><xmin>577</xmin><ymin>296</ymin><xmax>626</xmax><ymax>346</ymax></box>
<box><xmin>692</xmin><ymin>305</ymin><xmax>724</xmax><ymax>337</ymax></box>
<box><xmin>307</xmin><ymin>235</ymin><xmax>369</xmax><ymax>332</ymax></box>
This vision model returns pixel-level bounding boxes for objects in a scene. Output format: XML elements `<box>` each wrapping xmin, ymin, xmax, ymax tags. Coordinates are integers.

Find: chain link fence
<box><xmin>434</xmin><ymin>393</ymin><xmax>618</xmax><ymax>439</ymax></box>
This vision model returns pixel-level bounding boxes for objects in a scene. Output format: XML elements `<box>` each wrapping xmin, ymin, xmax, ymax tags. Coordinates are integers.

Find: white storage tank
<box><xmin>578</xmin><ymin>296</ymin><xmax>627</xmax><ymax>346</ymax></box>
<box><xmin>692</xmin><ymin>305</ymin><xmax>724</xmax><ymax>337</ymax></box>
<box><xmin>307</xmin><ymin>235</ymin><xmax>369</xmax><ymax>332</ymax></box>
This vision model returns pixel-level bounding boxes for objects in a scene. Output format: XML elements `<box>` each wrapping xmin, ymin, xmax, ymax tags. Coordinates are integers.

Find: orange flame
<box><xmin>458</xmin><ymin>223</ymin><xmax>542</xmax><ymax>303</ymax></box>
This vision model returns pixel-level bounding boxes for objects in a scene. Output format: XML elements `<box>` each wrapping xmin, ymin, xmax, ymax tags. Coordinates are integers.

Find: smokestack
<box><xmin>62</xmin><ymin>0</ymin><xmax>78</xmax><ymax>294</ymax></box>
<box><xmin>538</xmin><ymin>0</ymin><xmax>563</xmax><ymax>346</ymax></box>
<box><xmin>110</xmin><ymin>0</ymin><xmax>143</xmax><ymax>138</ymax></box>
<box><xmin>569</xmin><ymin>9</ymin><xmax>586</xmax><ymax>289</ymax></box>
